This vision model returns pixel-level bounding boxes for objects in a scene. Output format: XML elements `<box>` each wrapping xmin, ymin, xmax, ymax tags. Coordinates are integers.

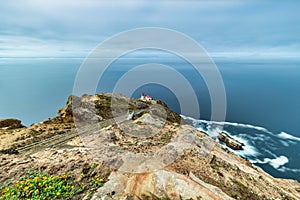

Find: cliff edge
<box><xmin>0</xmin><ymin>93</ymin><xmax>299</xmax><ymax>200</ymax></box>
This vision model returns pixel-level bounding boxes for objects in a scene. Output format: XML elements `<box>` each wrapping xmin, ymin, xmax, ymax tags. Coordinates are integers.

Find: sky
<box><xmin>0</xmin><ymin>0</ymin><xmax>300</xmax><ymax>59</ymax></box>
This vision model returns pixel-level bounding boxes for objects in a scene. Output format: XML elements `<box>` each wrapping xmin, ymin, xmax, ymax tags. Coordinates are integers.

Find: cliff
<box><xmin>0</xmin><ymin>93</ymin><xmax>299</xmax><ymax>200</ymax></box>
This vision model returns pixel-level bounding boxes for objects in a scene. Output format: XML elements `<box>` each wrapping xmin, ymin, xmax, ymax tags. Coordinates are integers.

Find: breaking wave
<box><xmin>181</xmin><ymin>115</ymin><xmax>300</xmax><ymax>182</ymax></box>
<box><xmin>252</xmin><ymin>156</ymin><xmax>289</xmax><ymax>169</ymax></box>
<box><xmin>278</xmin><ymin>132</ymin><xmax>300</xmax><ymax>142</ymax></box>
<box><xmin>181</xmin><ymin>116</ymin><xmax>273</xmax><ymax>134</ymax></box>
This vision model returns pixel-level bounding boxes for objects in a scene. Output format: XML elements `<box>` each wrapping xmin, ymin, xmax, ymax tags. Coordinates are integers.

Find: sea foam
<box><xmin>278</xmin><ymin>132</ymin><xmax>300</xmax><ymax>142</ymax></box>
<box><xmin>181</xmin><ymin>115</ymin><xmax>300</xmax><ymax>176</ymax></box>
<box><xmin>252</xmin><ymin>156</ymin><xmax>289</xmax><ymax>169</ymax></box>
<box><xmin>180</xmin><ymin>115</ymin><xmax>272</xmax><ymax>134</ymax></box>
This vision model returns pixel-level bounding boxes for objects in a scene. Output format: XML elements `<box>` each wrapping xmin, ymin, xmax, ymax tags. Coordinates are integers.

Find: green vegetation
<box><xmin>0</xmin><ymin>169</ymin><xmax>105</xmax><ymax>200</ymax></box>
<box><xmin>135</xmin><ymin>120</ymin><xmax>143</xmax><ymax>125</ymax></box>
<box><xmin>231</xmin><ymin>190</ymin><xmax>238</xmax><ymax>198</ymax></box>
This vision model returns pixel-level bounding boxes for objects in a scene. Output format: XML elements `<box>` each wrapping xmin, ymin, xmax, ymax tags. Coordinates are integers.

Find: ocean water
<box><xmin>0</xmin><ymin>57</ymin><xmax>299</xmax><ymax>181</ymax></box>
<box><xmin>0</xmin><ymin>58</ymin><xmax>81</xmax><ymax>125</ymax></box>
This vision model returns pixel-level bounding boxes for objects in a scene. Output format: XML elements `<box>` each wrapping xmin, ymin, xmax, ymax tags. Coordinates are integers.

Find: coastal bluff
<box><xmin>0</xmin><ymin>93</ymin><xmax>299</xmax><ymax>200</ymax></box>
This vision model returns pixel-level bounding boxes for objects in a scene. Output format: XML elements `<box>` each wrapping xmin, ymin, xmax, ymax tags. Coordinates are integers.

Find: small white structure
<box><xmin>140</xmin><ymin>92</ymin><xmax>153</xmax><ymax>101</ymax></box>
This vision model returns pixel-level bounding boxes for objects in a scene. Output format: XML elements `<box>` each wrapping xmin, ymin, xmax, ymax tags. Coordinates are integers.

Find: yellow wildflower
<box><xmin>3</xmin><ymin>187</ymin><xmax>9</xmax><ymax>193</ymax></box>
<box><xmin>61</xmin><ymin>174</ymin><xmax>67</xmax><ymax>179</ymax></box>
<box><xmin>34</xmin><ymin>176</ymin><xmax>39</xmax><ymax>182</ymax></box>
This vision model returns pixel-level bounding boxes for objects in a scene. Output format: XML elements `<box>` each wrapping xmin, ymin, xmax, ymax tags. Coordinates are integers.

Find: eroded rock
<box><xmin>90</xmin><ymin>170</ymin><xmax>234</xmax><ymax>200</ymax></box>
<box><xmin>0</xmin><ymin>118</ymin><xmax>25</xmax><ymax>129</ymax></box>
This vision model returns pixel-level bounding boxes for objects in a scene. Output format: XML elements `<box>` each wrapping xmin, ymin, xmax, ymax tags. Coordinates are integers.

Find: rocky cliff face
<box><xmin>0</xmin><ymin>93</ymin><xmax>299</xmax><ymax>200</ymax></box>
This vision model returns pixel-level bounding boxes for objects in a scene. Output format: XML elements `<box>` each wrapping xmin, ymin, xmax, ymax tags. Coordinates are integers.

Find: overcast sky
<box><xmin>1</xmin><ymin>0</ymin><xmax>300</xmax><ymax>59</ymax></box>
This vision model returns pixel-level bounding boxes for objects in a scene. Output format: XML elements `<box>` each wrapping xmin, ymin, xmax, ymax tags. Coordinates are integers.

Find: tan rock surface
<box><xmin>0</xmin><ymin>93</ymin><xmax>299</xmax><ymax>199</ymax></box>
<box><xmin>91</xmin><ymin>170</ymin><xmax>234</xmax><ymax>200</ymax></box>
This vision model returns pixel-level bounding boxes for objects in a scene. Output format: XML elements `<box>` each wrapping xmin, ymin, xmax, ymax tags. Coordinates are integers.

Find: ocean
<box><xmin>0</xmin><ymin>57</ymin><xmax>299</xmax><ymax>181</ymax></box>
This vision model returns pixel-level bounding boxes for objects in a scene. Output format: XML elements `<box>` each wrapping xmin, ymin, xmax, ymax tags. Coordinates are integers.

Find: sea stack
<box><xmin>218</xmin><ymin>132</ymin><xmax>245</xmax><ymax>150</ymax></box>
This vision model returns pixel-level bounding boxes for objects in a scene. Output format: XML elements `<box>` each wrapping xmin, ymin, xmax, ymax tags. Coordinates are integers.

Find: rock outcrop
<box><xmin>90</xmin><ymin>170</ymin><xmax>234</xmax><ymax>200</ymax></box>
<box><xmin>0</xmin><ymin>118</ymin><xmax>25</xmax><ymax>129</ymax></box>
<box><xmin>218</xmin><ymin>132</ymin><xmax>245</xmax><ymax>150</ymax></box>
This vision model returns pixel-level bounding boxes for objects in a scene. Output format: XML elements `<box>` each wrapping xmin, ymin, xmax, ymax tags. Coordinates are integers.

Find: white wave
<box><xmin>238</xmin><ymin>133</ymin><xmax>270</xmax><ymax>142</ymax></box>
<box><xmin>227</xmin><ymin>134</ymin><xmax>260</xmax><ymax>157</ymax></box>
<box><xmin>197</xmin><ymin>125</ymin><xmax>222</xmax><ymax>138</ymax></box>
<box><xmin>277</xmin><ymin>166</ymin><xmax>300</xmax><ymax>173</ymax></box>
<box><xmin>182</xmin><ymin>115</ymin><xmax>260</xmax><ymax>156</ymax></box>
<box><xmin>264</xmin><ymin>149</ymin><xmax>279</xmax><ymax>158</ymax></box>
<box><xmin>181</xmin><ymin>115</ymin><xmax>299</xmax><ymax>175</ymax></box>
<box><xmin>288</xmin><ymin>140</ymin><xmax>298</xmax><ymax>145</ymax></box>
<box><xmin>181</xmin><ymin>115</ymin><xmax>272</xmax><ymax>134</ymax></box>
<box><xmin>280</xmin><ymin>140</ymin><xmax>290</xmax><ymax>147</ymax></box>
<box><xmin>278</xmin><ymin>132</ymin><xmax>300</xmax><ymax>142</ymax></box>
<box><xmin>252</xmin><ymin>156</ymin><xmax>289</xmax><ymax>169</ymax></box>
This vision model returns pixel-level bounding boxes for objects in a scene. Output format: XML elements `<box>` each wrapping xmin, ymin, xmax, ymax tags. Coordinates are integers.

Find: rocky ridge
<box><xmin>0</xmin><ymin>93</ymin><xmax>299</xmax><ymax>199</ymax></box>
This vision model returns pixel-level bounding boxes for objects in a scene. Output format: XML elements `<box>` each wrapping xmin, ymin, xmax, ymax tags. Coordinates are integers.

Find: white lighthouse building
<box><xmin>140</xmin><ymin>92</ymin><xmax>153</xmax><ymax>101</ymax></box>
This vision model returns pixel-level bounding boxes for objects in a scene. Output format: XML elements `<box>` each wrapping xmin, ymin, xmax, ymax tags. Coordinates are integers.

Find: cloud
<box><xmin>1</xmin><ymin>0</ymin><xmax>300</xmax><ymax>58</ymax></box>
<box><xmin>0</xmin><ymin>35</ymin><xmax>93</xmax><ymax>58</ymax></box>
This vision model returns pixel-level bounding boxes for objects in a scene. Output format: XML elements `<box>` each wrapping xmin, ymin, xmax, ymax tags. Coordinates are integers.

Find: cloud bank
<box><xmin>1</xmin><ymin>0</ymin><xmax>300</xmax><ymax>58</ymax></box>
